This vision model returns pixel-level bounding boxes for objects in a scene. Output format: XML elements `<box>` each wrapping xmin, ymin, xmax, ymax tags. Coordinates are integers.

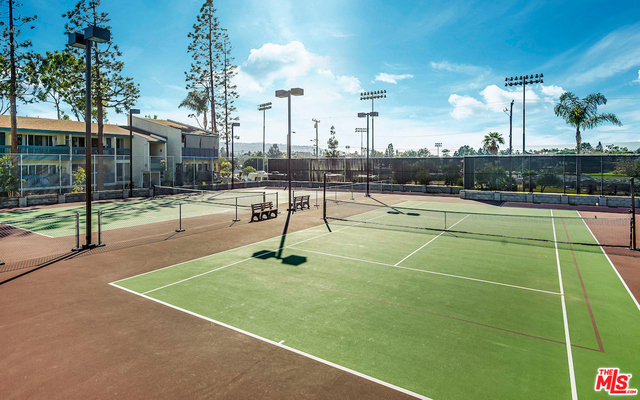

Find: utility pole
<box><xmin>505</xmin><ymin>73</ymin><xmax>543</xmax><ymax>154</ymax></box>
<box><xmin>360</xmin><ymin>90</ymin><xmax>386</xmax><ymax>157</ymax></box>
<box><xmin>312</xmin><ymin>118</ymin><xmax>320</xmax><ymax>158</ymax></box>
<box><xmin>503</xmin><ymin>100</ymin><xmax>514</xmax><ymax>154</ymax></box>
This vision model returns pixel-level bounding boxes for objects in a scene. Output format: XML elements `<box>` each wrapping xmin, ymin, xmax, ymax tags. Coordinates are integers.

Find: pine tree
<box><xmin>325</xmin><ymin>126</ymin><xmax>339</xmax><ymax>157</ymax></box>
<box><xmin>63</xmin><ymin>0</ymin><xmax>140</xmax><ymax>189</ymax></box>
<box><xmin>214</xmin><ymin>29</ymin><xmax>239</xmax><ymax>156</ymax></box>
<box><xmin>186</xmin><ymin>0</ymin><xmax>220</xmax><ymax>134</ymax></box>
<box><xmin>0</xmin><ymin>0</ymin><xmax>37</xmax><ymax>156</ymax></box>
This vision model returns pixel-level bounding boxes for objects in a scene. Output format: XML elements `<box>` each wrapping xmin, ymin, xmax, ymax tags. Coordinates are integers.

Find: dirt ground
<box><xmin>1</xmin><ymin>193</ymin><xmax>638</xmax><ymax>400</ymax></box>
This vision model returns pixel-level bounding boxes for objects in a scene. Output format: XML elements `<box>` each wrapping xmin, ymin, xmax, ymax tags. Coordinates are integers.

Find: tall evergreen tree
<box><xmin>325</xmin><ymin>126</ymin><xmax>339</xmax><ymax>157</ymax></box>
<box><xmin>63</xmin><ymin>0</ymin><xmax>140</xmax><ymax>189</ymax></box>
<box><xmin>0</xmin><ymin>0</ymin><xmax>37</xmax><ymax>155</ymax></box>
<box><xmin>215</xmin><ymin>29</ymin><xmax>238</xmax><ymax>156</ymax></box>
<box><xmin>186</xmin><ymin>0</ymin><xmax>220</xmax><ymax>135</ymax></box>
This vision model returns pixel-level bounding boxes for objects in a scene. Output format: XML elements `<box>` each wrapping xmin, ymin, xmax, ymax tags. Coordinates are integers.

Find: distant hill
<box><xmin>226</xmin><ymin>142</ymin><xmax>316</xmax><ymax>155</ymax></box>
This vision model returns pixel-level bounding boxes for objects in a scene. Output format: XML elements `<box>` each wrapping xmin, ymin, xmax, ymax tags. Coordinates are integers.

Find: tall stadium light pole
<box><xmin>504</xmin><ymin>73</ymin><xmax>543</xmax><ymax>154</ymax></box>
<box><xmin>503</xmin><ymin>100</ymin><xmax>514</xmax><ymax>155</ymax></box>
<box><xmin>276</xmin><ymin>88</ymin><xmax>304</xmax><ymax>210</ymax></box>
<box><xmin>257</xmin><ymin>102</ymin><xmax>272</xmax><ymax>157</ymax></box>
<box><xmin>358</xmin><ymin>112</ymin><xmax>378</xmax><ymax>197</ymax></box>
<box><xmin>129</xmin><ymin>108</ymin><xmax>140</xmax><ymax>198</ymax></box>
<box><xmin>68</xmin><ymin>26</ymin><xmax>111</xmax><ymax>248</ymax></box>
<box><xmin>355</xmin><ymin>128</ymin><xmax>367</xmax><ymax>157</ymax></box>
<box><xmin>435</xmin><ymin>142</ymin><xmax>442</xmax><ymax>157</ymax></box>
<box><xmin>231</xmin><ymin>122</ymin><xmax>240</xmax><ymax>189</ymax></box>
<box><xmin>360</xmin><ymin>90</ymin><xmax>386</xmax><ymax>157</ymax></box>
<box><xmin>312</xmin><ymin>118</ymin><xmax>320</xmax><ymax>158</ymax></box>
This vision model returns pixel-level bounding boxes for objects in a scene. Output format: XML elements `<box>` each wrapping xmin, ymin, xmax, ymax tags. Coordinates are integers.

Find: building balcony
<box><xmin>0</xmin><ymin>145</ymin><xmax>130</xmax><ymax>156</ymax></box>
<box><xmin>182</xmin><ymin>147</ymin><xmax>218</xmax><ymax>159</ymax></box>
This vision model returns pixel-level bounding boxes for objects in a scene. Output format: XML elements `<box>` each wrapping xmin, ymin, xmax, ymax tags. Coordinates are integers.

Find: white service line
<box><xmin>140</xmin><ymin>212</ymin><xmax>388</xmax><ymax>295</ymax></box>
<box><xmin>108</xmin><ymin>283</ymin><xmax>433</xmax><ymax>400</ymax></box>
<box><xmin>550</xmin><ymin>210</ymin><xmax>578</xmax><ymax>400</ymax></box>
<box><xmin>577</xmin><ymin>211</ymin><xmax>640</xmax><ymax>312</ymax></box>
<box><xmin>394</xmin><ymin>214</ymin><xmax>471</xmax><ymax>266</ymax></box>
<box><xmin>288</xmin><ymin>246</ymin><xmax>560</xmax><ymax>296</ymax></box>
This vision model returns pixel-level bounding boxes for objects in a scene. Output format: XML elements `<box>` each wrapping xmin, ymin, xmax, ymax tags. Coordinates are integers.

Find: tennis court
<box><xmin>110</xmin><ymin>198</ymin><xmax>640</xmax><ymax>399</ymax></box>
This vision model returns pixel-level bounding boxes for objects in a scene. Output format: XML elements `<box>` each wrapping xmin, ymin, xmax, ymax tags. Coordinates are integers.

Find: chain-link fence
<box><xmin>463</xmin><ymin>154</ymin><xmax>640</xmax><ymax>195</ymax></box>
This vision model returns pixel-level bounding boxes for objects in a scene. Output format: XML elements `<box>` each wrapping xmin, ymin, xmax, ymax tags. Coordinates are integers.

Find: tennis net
<box><xmin>153</xmin><ymin>185</ymin><xmax>276</xmax><ymax>207</ymax></box>
<box><xmin>324</xmin><ymin>200</ymin><xmax>631</xmax><ymax>248</ymax></box>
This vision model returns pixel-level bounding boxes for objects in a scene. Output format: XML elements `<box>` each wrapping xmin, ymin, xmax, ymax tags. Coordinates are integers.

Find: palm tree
<box><xmin>179</xmin><ymin>90</ymin><xmax>209</xmax><ymax>130</ymax></box>
<box><xmin>554</xmin><ymin>92</ymin><xmax>621</xmax><ymax>193</ymax></box>
<box><xmin>481</xmin><ymin>132</ymin><xmax>505</xmax><ymax>155</ymax></box>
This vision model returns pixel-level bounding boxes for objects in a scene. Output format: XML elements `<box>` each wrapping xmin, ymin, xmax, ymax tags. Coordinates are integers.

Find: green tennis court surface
<box><xmin>111</xmin><ymin>201</ymin><xmax>639</xmax><ymax>399</ymax></box>
<box><xmin>0</xmin><ymin>188</ymin><xmax>288</xmax><ymax>238</ymax></box>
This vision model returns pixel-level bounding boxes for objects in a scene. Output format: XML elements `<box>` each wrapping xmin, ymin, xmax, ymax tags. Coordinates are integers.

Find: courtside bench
<box><xmin>251</xmin><ymin>202</ymin><xmax>278</xmax><ymax>222</ymax></box>
<box><xmin>293</xmin><ymin>195</ymin><xmax>310</xmax><ymax>211</ymax></box>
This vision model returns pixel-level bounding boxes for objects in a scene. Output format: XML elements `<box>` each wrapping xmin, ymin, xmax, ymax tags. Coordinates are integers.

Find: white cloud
<box><xmin>633</xmin><ymin>70</ymin><xmax>640</xmax><ymax>84</ymax></box>
<box><xmin>336</xmin><ymin>75</ymin><xmax>362</xmax><ymax>94</ymax></box>
<box><xmin>238</xmin><ymin>41</ymin><xmax>329</xmax><ymax>92</ymax></box>
<box><xmin>448</xmin><ymin>94</ymin><xmax>485</xmax><ymax>120</ymax></box>
<box><xmin>540</xmin><ymin>84</ymin><xmax>565</xmax><ymax>98</ymax></box>
<box><xmin>430</xmin><ymin>61</ymin><xmax>488</xmax><ymax>76</ymax></box>
<box><xmin>374</xmin><ymin>73</ymin><xmax>414</xmax><ymax>84</ymax></box>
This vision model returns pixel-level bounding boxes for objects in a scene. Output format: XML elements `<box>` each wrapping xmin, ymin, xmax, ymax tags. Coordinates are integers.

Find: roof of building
<box><xmin>0</xmin><ymin>115</ymin><xmax>131</xmax><ymax>136</ymax></box>
<box><xmin>144</xmin><ymin>118</ymin><xmax>218</xmax><ymax>136</ymax></box>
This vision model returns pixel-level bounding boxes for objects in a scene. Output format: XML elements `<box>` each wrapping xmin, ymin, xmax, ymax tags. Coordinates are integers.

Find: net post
<box><xmin>631</xmin><ymin>177</ymin><xmax>637</xmax><ymax>250</ymax></box>
<box><xmin>97</xmin><ymin>210</ymin><xmax>104</xmax><ymax>246</ymax></box>
<box><xmin>233</xmin><ymin>197</ymin><xmax>240</xmax><ymax>222</ymax></box>
<box><xmin>176</xmin><ymin>203</ymin><xmax>185</xmax><ymax>232</ymax></box>
<box><xmin>263</xmin><ymin>192</ymin><xmax>266</xmax><ymax>203</ymax></box>
<box><xmin>315</xmin><ymin>189</ymin><xmax>319</xmax><ymax>208</ymax></box>
<box><xmin>444</xmin><ymin>211</ymin><xmax>447</xmax><ymax>230</ymax></box>
<box><xmin>73</xmin><ymin>212</ymin><xmax>80</xmax><ymax>251</ymax></box>
<box><xmin>323</xmin><ymin>173</ymin><xmax>327</xmax><ymax>220</ymax></box>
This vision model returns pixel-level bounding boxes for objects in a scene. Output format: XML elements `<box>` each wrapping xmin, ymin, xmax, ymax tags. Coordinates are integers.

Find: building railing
<box><xmin>182</xmin><ymin>147</ymin><xmax>218</xmax><ymax>158</ymax></box>
<box><xmin>0</xmin><ymin>145</ymin><xmax>129</xmax><ymax>155</ymax></box>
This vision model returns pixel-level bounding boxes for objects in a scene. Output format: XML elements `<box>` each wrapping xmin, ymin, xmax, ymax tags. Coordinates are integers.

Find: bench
<box><xmin>293</xmin><ymin>195</ymin><xmax>310</xmax><ymax>210</ymax></box>
<box><xmin>251</xmin><ymin>202</ymin><xmax>278</xmax><ymax>222</ymax></box>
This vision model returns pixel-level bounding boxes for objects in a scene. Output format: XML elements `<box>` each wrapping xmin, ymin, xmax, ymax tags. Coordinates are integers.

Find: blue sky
<box><xmin>17</xmin><ymin>0</ymin><xmax>640</xmax><ymax>153</ymax></box>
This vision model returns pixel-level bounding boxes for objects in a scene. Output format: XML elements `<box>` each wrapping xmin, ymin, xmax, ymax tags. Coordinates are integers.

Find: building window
<box><xmin>72</xmin><ymin>137</ymin><xmax>85</xmax><ymax>148</ymax></box>
<box><xmin>106</xmin><ymin>138</ymin><xmax>112</xmax><ymax>148</ymax></box>
<box><xmin>116</xmin><ymin>138</ymin><xmax>125</xmax><ymax>149</ymax></box>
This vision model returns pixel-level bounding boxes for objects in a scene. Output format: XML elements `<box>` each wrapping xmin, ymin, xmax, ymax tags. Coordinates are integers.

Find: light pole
<box><xmin>360</xmin><ymin>90</ymin><xmax>386</xmax><ymax>157</ymax></box>
<box><xmin>358</xmin><ymin>111</ymin><xmax>378</xmax><ymax>197</ymax></box>
<box><xmin>129</xmin><ymin>108</ymin><xmax>140</xmax><ymax>197</ymax></box>
<box><xmin>258</xmin><ymin>102</ymin><xmax>272</xmax><ymax>159</ymax></box>
<box><xmin>355</xmin><ymin>128</ymin><xmax>367</xmax><ymax>157</ymax></box>
<box><xmin>276</xmin><ymin>88</ymin><xmax>304</xmax><ymax>211</ymax></box>
<box><xmin>68</xmin><ymin>25</ymin><xmax>111</xmax><ymax>249</ymax></box>
<box><xmin>435</xmin><ymin>142</ymin><xmax>442</xmax><ymax>157</ymax></box>
<box><xmin>312</xmin><ymin>118</ymin><xmax>320</xmax><ymax>158</ymax></box>
<box><xmin>505</xmin><ymin>73</ymin><xmax>543</xmax><ymax>154</ymax></box>
<box><xmin>231</xmin><ymin>122</ymin><xmax>240</xmax><ymax>189</ymax></box>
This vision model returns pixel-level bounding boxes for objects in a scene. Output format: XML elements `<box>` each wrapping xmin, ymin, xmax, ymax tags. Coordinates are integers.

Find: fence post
<box><xmin>59</xmin><ymin>155</ymin><xmax>62</xmax><ymax>194</ymax></box>
<box><xmin>20</xmin><ymin>154</ymin><xmax>23</xmax><ymax>197</ymax></box>
<box><xmin>233</xmin><ymin>197</ymin><xmax>240</xmax><ymax>222</ymax></box>
<box><xmin>176</xmin><ymin>203</ymin><xmax>185</xmax><ymax>232</ymax></box>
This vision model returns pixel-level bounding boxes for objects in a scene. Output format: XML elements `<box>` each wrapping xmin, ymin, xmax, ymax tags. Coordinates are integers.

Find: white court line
<box><xmin>550</xmin><ymin>210</ymin><xmax>578</xmax><ymax>400</ymax></box>
<box><xmin>288</xmin><ymin>246</ymin><xmax>560</xmax><ymax>296</ymax></box>
<box><xmin>394</xmin><ymin>214</ymin><xmax>470</xmax><ymax>266</ymax></box>
<box><xmin>4</xmin><ymin>223</ymin><xmax>54</xmax><ymax>238</ymax></box>
<box><xmin>108</xmin><ymin>283</ymin><xmax>432</xmax><ymax>400</ymax></box>
<box><xmin>138</xmin><ymin>213</ymin><xmax>389</xmax><ymax>295</ymax></box>
<box><xmin>577</xmin><ymin>211</ymin><xmax>640</xmax><ymax>312</ymax></box>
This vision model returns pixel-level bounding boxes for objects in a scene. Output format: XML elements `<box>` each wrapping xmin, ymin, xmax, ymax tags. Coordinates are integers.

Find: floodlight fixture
<box><xmin>360</xmin><ymin>90</ymin><xmax>386</xmax><ymax>158</ymax></box>
<box><xmin>67</xmin><ymin>24</ymin><xmax>112</xmax><ymax>248</ymax></box>
<box><xmin>83</xmin><ymin>25</ymin><xmax>110</xmax><ymax>43</ymax></box>
<box><xmin>258</xmin><ymin>103</ymin><xmax>272</xmax><ymax>155</ymax></box>
<box><xmin>275</xmin><ymin>88</ymin><xmax>305</xmax><ymax>210</ymax></box>
<box><xmin>504</xmin><ymin>72</ymin><xmax>544</xmax><ymax>158</ymax></box>
<box><xmin>232</xmin><ymin>122</ymin><xmax>240</xmax><ymax>127</ymax></box>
